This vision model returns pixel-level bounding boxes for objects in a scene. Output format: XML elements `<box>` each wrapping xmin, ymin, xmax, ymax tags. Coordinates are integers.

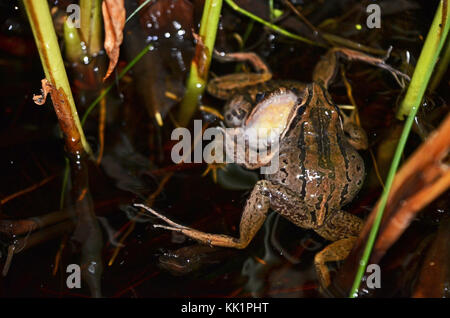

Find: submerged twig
<box><xmin>96</xmin><ymin>93</ymin><xmax>107</xmax><ymax>164</ymax></box>
<box><xmin>2</xmin><ymin>221</ymin><xmax>74</xmax><ymax>276</ymax></box>
<box><xmin>0</xmin><ymin>209</ymin><xmax>70</xmax><ymax>236</ymax></box>
<box><xmin>108</xmin><ymin>172</ymin><xmax>174</xmax><ymax>266</ymax></box>
<box><xmin>0</xmin><ymin>174</ymin><xmax>57</xmax><ymax>206</ymax></box>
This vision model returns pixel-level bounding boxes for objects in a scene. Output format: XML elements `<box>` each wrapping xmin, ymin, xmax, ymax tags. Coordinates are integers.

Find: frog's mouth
<box><xmin>244</xmin><ymin>88</ymin><xmax>299</xmax><ymax>147</ymax></box>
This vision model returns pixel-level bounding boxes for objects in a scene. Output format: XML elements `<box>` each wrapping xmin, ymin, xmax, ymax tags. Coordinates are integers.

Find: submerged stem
<box><xmin>81</xmin><ymin>43</ymin><xmax>154</xmax><ymax>125</ymax></box>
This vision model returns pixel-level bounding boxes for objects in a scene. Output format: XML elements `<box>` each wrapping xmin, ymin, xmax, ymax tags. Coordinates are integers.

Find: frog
<box><xmin>136</xmin><ymin>47</ymin><xmax>408</xmax><ymax>288</ymax></box>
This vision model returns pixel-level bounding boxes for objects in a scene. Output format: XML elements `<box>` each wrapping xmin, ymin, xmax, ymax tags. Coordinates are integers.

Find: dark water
<box><xmin>0</xmin><ymin>0</ymin><xmax>448</xmax><ymax>298</ymax></box>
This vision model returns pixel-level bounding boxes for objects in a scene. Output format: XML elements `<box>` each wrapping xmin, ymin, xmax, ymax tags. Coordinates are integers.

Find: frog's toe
<box><xmin>314</xmin><ymin>255</ymin><xmax>332</xmax><ymax>288</ymax></box>
<box><xmin>344</xmin><ymin>122</ymin><xmax>369</xmax><ymax>150</ymax></box>
<box><xmin>202</xmin><ymin>162</ymin><xmax>227</xmax><ymax>183</ymax></box>
<box><xmin>134</xmin><ymin>203</ymin><xmax>185</xmax><ymax>229</ymax></box>
<box><xmin>154</xmin><ymin>224</ymin><xmax>186</xmax><ymax>231</ymax></box>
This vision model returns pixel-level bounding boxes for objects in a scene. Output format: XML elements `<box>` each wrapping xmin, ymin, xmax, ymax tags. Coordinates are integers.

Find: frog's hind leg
<box><xmin>212</xmin><ymin>51</ymin><xmax>270</xmax><ymax>74</ymax></box>
<box><xmin>314</xmin><ymin>236</ymin><xmax>358</xmax><ymax>288</ymax></box>
<box><xmin>136</xmin><ymin>180</ymin><xmax>273</xmax><ymax>249</ymax></box>
<box><xmin>313</xmin><ymin>210</ymin><xmax>363</xmax><ymax>287</ymax></box>
<box><xmin>207</xmin><ymin>52</ymin><xmax>272</xmax><ymax>99</ymax></box>
<box><xmin>313</xmin><ymin>48</ymin><xmax>410</xmax><ymax>88</ymax></box>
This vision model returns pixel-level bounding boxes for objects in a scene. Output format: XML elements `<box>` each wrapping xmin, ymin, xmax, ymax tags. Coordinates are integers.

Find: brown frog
<box><xmin>136</xmin><ymin>48</ymin><xmax>408</xmax><ymax>288</ymax></box>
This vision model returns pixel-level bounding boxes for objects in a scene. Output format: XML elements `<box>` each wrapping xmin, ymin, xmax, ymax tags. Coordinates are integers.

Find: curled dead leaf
<box><xmin>102</xmin><ymin>0</ymin><xmax>125</xmax><ymax>81</ymax></box>
<box><xmin>33</xmin><ymin>79</ymin><xmax>52</xmax><ymax>105</ymax></box>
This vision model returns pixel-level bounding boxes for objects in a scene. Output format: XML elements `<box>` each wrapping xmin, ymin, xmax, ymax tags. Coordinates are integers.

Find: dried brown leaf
<box><xmin>102</xmin><ymin>0</ymin><xmax>125</xmax><ymax>81</ymax></box>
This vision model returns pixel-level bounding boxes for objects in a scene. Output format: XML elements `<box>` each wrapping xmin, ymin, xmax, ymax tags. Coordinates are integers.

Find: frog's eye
<box><xmin>297</xmin><ymin>105</ymin><xmax>306</xmax><ymax>117</ymax></box>
<box><xmin>291</xmin><ymin>87</ymin><xmax>300</xmax><ymax>95</ymax></box>
<box><xmin>255</xmin><ymin>92</ymin><xmax>265</xmax><ymax>103</ymax></box>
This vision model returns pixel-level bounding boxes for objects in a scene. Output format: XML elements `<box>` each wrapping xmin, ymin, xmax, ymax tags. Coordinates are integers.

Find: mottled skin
<box><xmin>140</xmin><ymin>48</ymin><xmax>406</xmax><ymax>288</ymax></box>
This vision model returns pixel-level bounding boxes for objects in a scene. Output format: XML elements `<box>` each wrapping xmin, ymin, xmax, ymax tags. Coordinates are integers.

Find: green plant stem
<box><xmin>242</xmin><ymin>20</ymin><xmax>255</xmax><ymax>45</ymax></box>
<box><xmin>126</xmin><ymin>0</ymin><xmax>154</xmax><ymax>24</ymax></box>
<box><xmin>23</xmin><ymin>0</ymin><xmax>91</xmax><ymax>155</ymax></box>
<box><xmin>80</xmin><ymin>0</ymin><xmax>92</xmax><ymax>43</ymax></box>
<box><xmin>429</xmin><ymin>35</ymin><xmax>450</xmax><ymax>92</ymax></box>
<box><xmin>63</xmin><ymin>19</ymin><xmax>83</xmax><ymax>63</ymax></box>
<box><xmin>80</xmin><ymin>0</ymin><xmax>102</xmax><ymax>55</ymax></box>
<box><xmin>396</xmin><ymin>1</ymin><xmax>450</xmax><ymax>119</ymax></box>
<box><xmin>269</xmin><ymin>0</ymin><xmax>275</xmax><ymax>21</ymax></box>
<box><xmin>349</xmin><ymin>0</ymin><xmax>450</xmax><ymax>298</ymax></box>
<box><xmin>177</xmin><ymin>0</ymin><xmax>223</xmax><ymax>126</ymax></box>
<box><xmin>89</xmin><ymin>0</ymin><xmax>102</xmax><ymax>55</ymax></box>
<box><xmin>224</xmin><ymin>0</ymin><xmax>318</xmax><ymax>46</ymax></box>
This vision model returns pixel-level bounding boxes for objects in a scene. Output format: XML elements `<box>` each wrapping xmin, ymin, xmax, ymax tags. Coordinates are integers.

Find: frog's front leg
<box><xmin>136</xmin><ymin>180</ymin><xmax>274</xmax><ymax>249</ymax></box>
<box><xmin>207</xmin><ymin>52</ymin><xmax>272</xmax><ymax>100</ymax></box>
<box><xmin>313</xmin><ymin>47</ymin><xmax>410</xmax><ymax>88</ymax></box>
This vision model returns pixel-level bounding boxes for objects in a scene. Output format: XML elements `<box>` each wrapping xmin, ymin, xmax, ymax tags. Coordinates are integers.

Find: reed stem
<box><xmin>80</xmin><ymin>0</ymin><xmax>103</xmax><ymax>56</ymax></box>
<box><xmin>23</xmin><ymin>0</ymin><xmax>91</xmax><ymax>155</ymax></box>
<box><xmin>177</xmin><ymin>0</ymin><xmax>223</xmax><ymax>127</ymax></box>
